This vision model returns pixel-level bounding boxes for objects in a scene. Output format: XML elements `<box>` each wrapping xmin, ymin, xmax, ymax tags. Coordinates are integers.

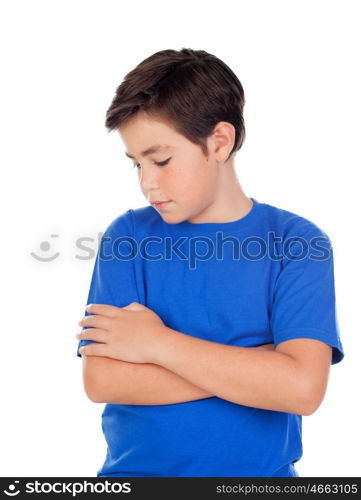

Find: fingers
<box><xmin>85</xmin><ymin>303</ymin><xmax>126</xmax><ymax>317</ymax></box>
<box><xmin>79</xmin><ymin>314</ymin><xmax>112</xmax><ymax>330</ymax></box>
<box><xmin>76</xmin><ymin>328</ymin><xmax>109</xmax><ymax>343</ymax></box>
<box><xmin>79</xmin><ymin>342</ymin><xmax>109</xmax><ymax>357</ymax></box>
<box><xmin>122</xmin><ymin>302</ymin><xmax>146</xmax><ymax>311</ymax></box>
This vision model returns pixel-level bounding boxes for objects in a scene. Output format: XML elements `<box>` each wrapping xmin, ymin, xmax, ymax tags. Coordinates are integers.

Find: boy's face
<box><xmin>118</xmin><ymin>111</ymin><xmax>229</xmax><ymax>224</ymax></box>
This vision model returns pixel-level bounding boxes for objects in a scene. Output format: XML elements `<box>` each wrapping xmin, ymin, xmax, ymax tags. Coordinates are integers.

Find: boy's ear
<box><xmin>209</xmin><ymin>121</ymin><xmax>235</xmax><ymax>163</ymax></box>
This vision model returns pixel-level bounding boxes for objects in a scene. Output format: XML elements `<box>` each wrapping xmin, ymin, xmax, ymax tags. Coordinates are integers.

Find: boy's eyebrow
<box><xmin>124</xmin><ymin>144</ymin><xmax>172</xmax><ymax>159</ymax></box>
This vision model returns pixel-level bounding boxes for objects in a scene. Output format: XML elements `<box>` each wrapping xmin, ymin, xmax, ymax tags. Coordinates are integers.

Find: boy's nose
<box><xmin>140</xmin><ymin>170</ymin><xmax>159</xmax><ymax>191</ymax></box>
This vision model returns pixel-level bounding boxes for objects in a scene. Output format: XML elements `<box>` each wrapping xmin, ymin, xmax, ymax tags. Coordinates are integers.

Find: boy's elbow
<box><xmin>301</xmin><ymin>395</ymin><xmax>325</xmax><ymax>416</ymax></box>
<box><xmin>84</xmin><ymin>385</ymin><xmax>103</xmax><ymax>403</ymax></box>
<box><xmin>298</xmin><ymin>379</ymin><xmax>327</xmax><ymax>416</ymax></box>
<box><xmin>300</xmin><ymin>400</ymin><xmax>320</xmax><ymax>417</ymax></box>
<box><xmin>81</xmin><ymin>355</ymin><xmax>108</xmax><ymax>403</ymax></box>
<box><xmin>84</xmin><ymin>382</ymin><xmax>104</xmax><ymax>403</ymax></box>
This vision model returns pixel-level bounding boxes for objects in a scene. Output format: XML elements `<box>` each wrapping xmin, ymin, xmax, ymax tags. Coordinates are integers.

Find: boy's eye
<box><xmin>154</xmin><ymin>157</ymin><xmax>171</xmax><ymax>167</ymax></box>
<box><xmin>132</xmin><ymin>157</ymin><xmax>171</xmax><ymax>169</ymax></box>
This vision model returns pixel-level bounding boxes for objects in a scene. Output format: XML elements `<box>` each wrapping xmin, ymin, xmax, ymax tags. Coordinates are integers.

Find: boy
<box><xmin>76</xmin><ymin>48</ymin><xmax>344</xmax><ymax>477</ymax></box>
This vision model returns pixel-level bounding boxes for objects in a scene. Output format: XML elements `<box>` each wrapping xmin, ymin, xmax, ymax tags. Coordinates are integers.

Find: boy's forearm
<box><xmin>88</xmin><ymin>356</ymin><xmax>213</xmax><ymax>405</ymax></box>
<box><xmin>86</xmin><ymin>344</ymin><xmax>274</xmax><ymax>406</ymax></box>
<box><xmin>152</xmin><ymin>329</ymin><xmax>310</xmax><ymax>415</ymax></box>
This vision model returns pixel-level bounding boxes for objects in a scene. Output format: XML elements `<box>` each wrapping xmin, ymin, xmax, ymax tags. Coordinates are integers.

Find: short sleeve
<box><xmin>76</xmin><ymin>209</ymin><xmax>140</xmax><ymax>358</ymax></box>
<box><xmin>270</xmin><ymin>224</ymin><xmax>344</xmax><ymax>365</ymax></box>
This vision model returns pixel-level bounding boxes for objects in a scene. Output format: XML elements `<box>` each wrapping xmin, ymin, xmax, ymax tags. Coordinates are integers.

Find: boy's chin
<box><xmin>159</xmin><ymin>213</ymin><xmax>184</xmax><ymax>224</ymax></box>
<box><xmin>157</xmin><ymin>210</ymin><xmax>188</xmax><ymax>225</ymax></box>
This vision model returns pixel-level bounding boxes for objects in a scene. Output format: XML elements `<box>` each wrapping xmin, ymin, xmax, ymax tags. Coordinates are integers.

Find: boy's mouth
<box><xmin>151</xmin><ymin>201</ymin><xmax>172</xmax><ymax>209</ymax></box>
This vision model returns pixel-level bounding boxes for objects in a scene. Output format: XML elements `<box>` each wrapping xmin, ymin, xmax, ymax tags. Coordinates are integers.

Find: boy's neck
<box><xmin>187</xmin><ymin>164</ymin><xmax>253</xmax><ymax>224</ymax></box>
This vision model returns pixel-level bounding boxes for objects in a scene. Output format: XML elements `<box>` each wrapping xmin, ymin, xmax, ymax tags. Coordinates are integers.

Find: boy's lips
<box><xmin>151</xmin><ymin>200</ymin><xmax>172</xmax><ymax>209</ymax></box>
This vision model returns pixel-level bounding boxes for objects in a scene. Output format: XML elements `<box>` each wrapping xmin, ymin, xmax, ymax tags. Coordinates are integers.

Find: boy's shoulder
<box><xmin>260</xmin><ymin>199</ymin><xmax>331</xmax><ymax>242</ymax></box>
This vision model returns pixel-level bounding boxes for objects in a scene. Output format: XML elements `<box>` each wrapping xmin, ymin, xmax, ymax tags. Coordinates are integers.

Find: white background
<box><xmin>0</xmin><ymin>0</ymin><xmax>359</xmax><ymax>477</ymax></box>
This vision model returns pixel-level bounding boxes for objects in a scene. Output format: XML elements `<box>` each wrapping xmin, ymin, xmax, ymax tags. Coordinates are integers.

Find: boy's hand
<box><xmin>76</xmin><ymin>302</ymin><xmax>166</xmax><ymax>363</ymax></box>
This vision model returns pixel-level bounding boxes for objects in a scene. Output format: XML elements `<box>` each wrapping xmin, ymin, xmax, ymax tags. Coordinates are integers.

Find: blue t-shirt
<box><xmin>76</xmin><ymin>197</ymin><xmax>344</xmax><ymax>477</ymax></box>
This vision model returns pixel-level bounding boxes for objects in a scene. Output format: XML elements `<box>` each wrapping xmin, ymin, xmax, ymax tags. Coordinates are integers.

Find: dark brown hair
<box><xmin>105</xmin><ymin>48</ymin><xmax>246</xmax><ymax>160</ymax></box>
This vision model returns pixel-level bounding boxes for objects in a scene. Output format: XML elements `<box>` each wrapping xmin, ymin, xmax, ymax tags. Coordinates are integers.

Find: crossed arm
<box><xmin>82</xmin><ymin>343</ymin><xmax>274</xmax><ymax>406</ymax></box>
<box><xmin>82</xmin><ymin>336</ymin><xmax>332</xmax><ymax>416</ymax></box>
<box><xmin>82</xmin><ymin>353</ymin><xmax>215</xmax><ymax>406</ymax></box>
